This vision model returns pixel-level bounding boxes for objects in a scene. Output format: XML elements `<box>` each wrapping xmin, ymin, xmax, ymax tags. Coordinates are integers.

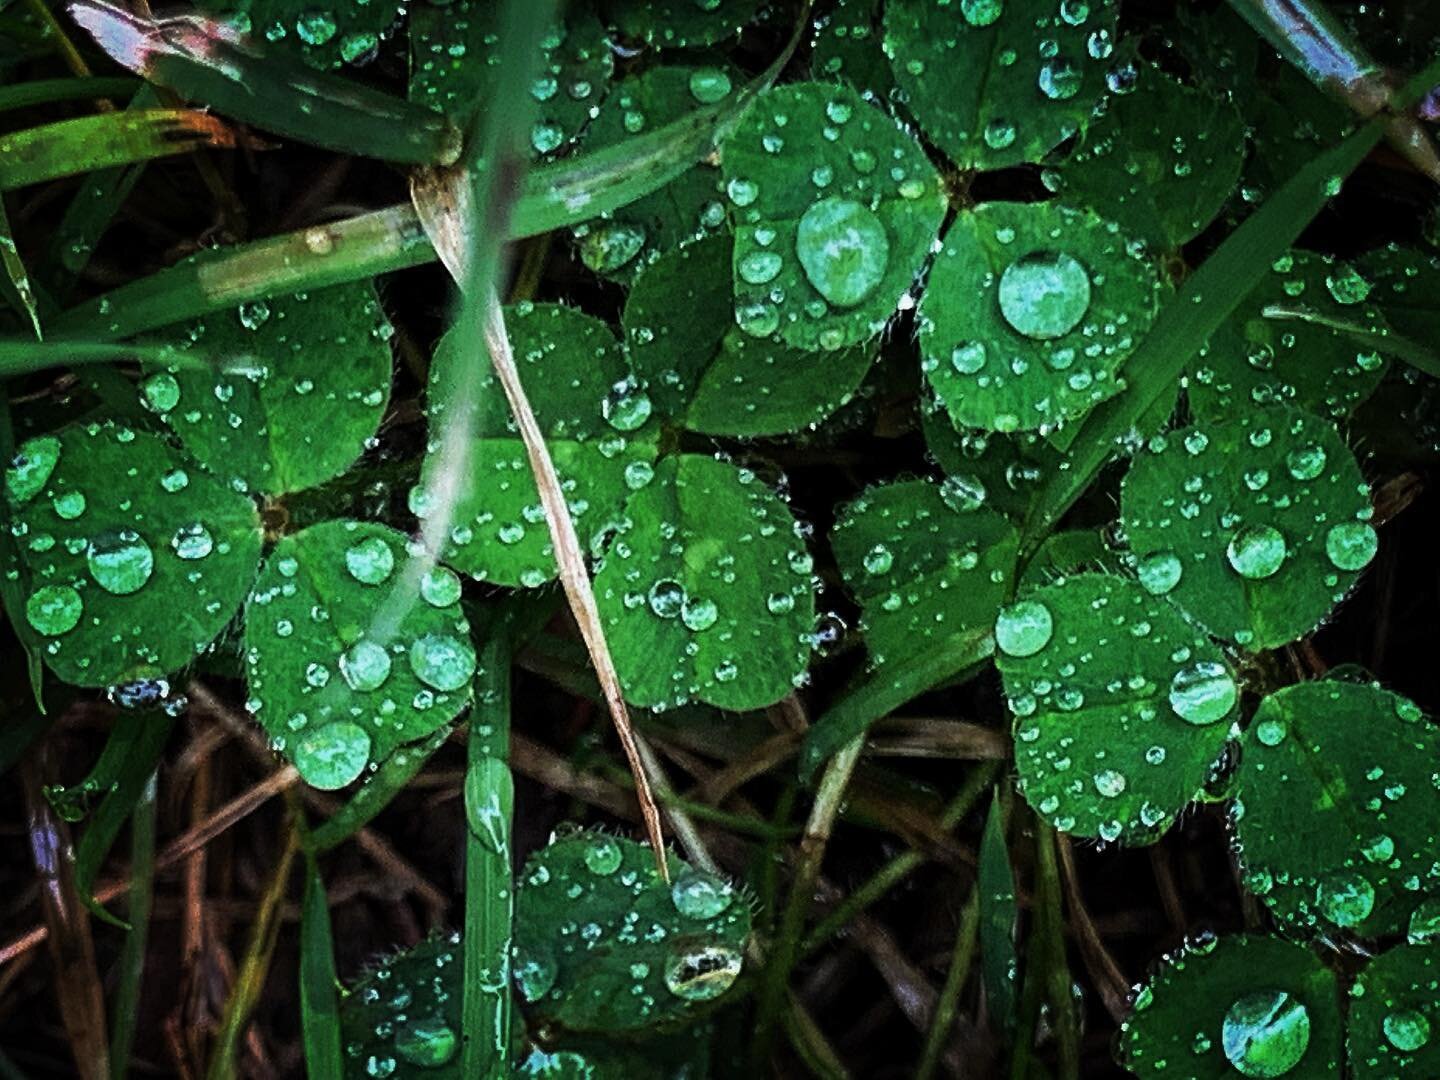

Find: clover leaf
<box><xmin>214</xmin><ymin>0</ymin><xmax>402</xmax><ymax>69</ymax></box>
<box><xmin>919</xmin><ymin>398</ymin><xmax>1061</xmax><ymax>520</ymax></box>
<box><xmin>514</xmin><ymin>830</ymin><xmax>751</xmax><ymax>1031</ymax></box>
<box><xmin>1120</xmin><ymin>405</ymin><xmax>1375</xmax><ymax>650</ymax></box>
<box><xmin>243</xmin><ymin>520</ymin><xmax>475</xmax><ymax>789</ymax></box>
<box><xmin>812</xmin><ymin>0</ymin><xmax>894</xmax><ymax>100</ymax></box>
<box><xmin>594</xmin><ymin>454</ymin><xmax>814</xmax><ymax>711</ymax></box>
<box><xmin>883</xmin><ymin>0</ymin><xmax>1118</xmax><ymax>171</ymax></box>
<box><xmin>625</xmin><ymin>235</ymin><xmax>876</xmax><ymax>435</ymax></box>
<box><xmin>1348</xmin><ymin>945</ymin><xmax>1439</xmax><ymax>1077</ymax></box>
<box><xmin>1187</xmin><ymin>251</ymin><xmax>1390</xmax><ymax>423</ymax></box>
<box><xmin>1119</xmin><ymin>934</ymin><xmax>1343</xmax><ymax>1080</ymax></box>
<box><xmin>602</xmin><ymin>0</ymin><xmax>761</xmax><ymax>48</ymax></box>
<box><xmin>996</xmin><ymin>573</ymin><xmax>1239</xmax><ymax>843</ymax></box>
<box><xmin>920</xmin><ymin>200</ymin><xmax>1162</xmax><ymax>433</ymax></box>
<box><xmin>6</xmin><ymin>422</ymin><xmax>262</xmax><ymax>687</ymax></box>
<box><xmin>1359</xmin><ymin>242</ymin><xmax>1440</xmax><ymax>343</ymax></box>
<box><xmin>831</xmin><ymin>478</ymin><xmax>1017</xmax><ymax>667</ymax></box>
<box><xmin>722</xmin><ymin>81</ymin><xmax>946</xmax><ymax>351</ymax></box>
<box><xmin>1051</xmin><ymin>61</ymin><xmax>1245</xmax><ymax>251</ymax></box>
<box><xmin>411</xmin><ymin>302</ymin><xmax>657</xmax><ymax>590</ymax></box>
<box><xmin>142</xmin><ymin>282</ymin><xmax>393</xmax><ymax>496</ymax></box>
<box><xmin>1233</xmin><ymin>681</ymin><xmax>1440</xmax><ymax>939</ymax></box>
<box><xmin>572</xmin><ymin>65</ymin><xmax>736</xmax><ymax>279</ymax></box>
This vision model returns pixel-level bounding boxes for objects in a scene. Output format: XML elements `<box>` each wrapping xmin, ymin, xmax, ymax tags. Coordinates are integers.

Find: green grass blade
<box><xmin>73</xmin><ymin>713</ymin><xmax>174</xmax><ymax>927</ymax></box>
<box><xmin>107</xmin><ymin>770</ymin><xmax>155</xmax><ymax>1080</ymax></box>
<box><xmin>464</xmin><ymin>634</ymin><xmax>514</xmax><ymax>1078</ymax></box>
<box><xmin>916</xmin><ymin>886</ymin><xmax>980</xmax><ymax>1080</ymax></box>
<box><xmin>0</xmin><ymin>338</ymin><xmax>240</xmax><ymax>376</ymax></box>
<box><xmin>67</xmin><ymin>1</ymin><xmax>461</xmax><ymax>165</ymax></box>
<box><xmin>978</xmin><ymin>789</ymin><xmax>1018</xmax><ymax>1041</ymax></box>
<box><xmin>300</xmin><ymin>854</ymin><xmax>343</xmax><ymax>1080</ymax></box>
<box><xmin>0</xmin><ymin>196</ymin><xmax>42</xmax><ymax>338</ymax></box>
<box><xmin>0</xmin><ymin>400</ymin><xmax>47</xmax><ymax>706</ymax></box>
<box><xmin>798</xmin><ymin>627</ymin><xmax>993</xmax><ymax>783</ymax></box>
<box><xmin>1017</xmin><ymin>117</ymin><xmax>1387</xmax><ymax>558</ymax></box>
<box><xmin>305</xmin><ymin>726</ymin><xmax>449</xmax><ymax>852</ymax></box>
<box><xmin>0</xmin><ymin>109</ymin><xmax>238</xmax><ymax>191</ymax></box>
<box><xmin>0</xmin><ymin>75</ymin><xmax>136</xmax><ymax>111</ymax></box>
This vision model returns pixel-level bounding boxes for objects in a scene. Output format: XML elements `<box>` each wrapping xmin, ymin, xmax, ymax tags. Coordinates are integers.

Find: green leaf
<box><xmin>5</xmin><ymin>422</ymin><xmax>262</xmax><ymax>687</ymax></box>
<box><xmin>1359</xmin><ymin>243</ymin><xmax>1440</xmax><ymax>343</ymax></box>
<box><xmin>0</xmin><ymin>195</ymin><xmax>40</xmax><ymax>338</ymax></box>
<box><xmin>996</xmin><ymin>573</ymin><xmax>1239</xmax><ymax>843</ymax></box>
<box><xmin>1120</xmin><ymin>405</ymin><xmax>1375</xmax><ymax>650</ymax></box>
<box><xmin>722</xmin><ymin>81</ymin><xmax>946</xmax><ymax>351</ymax></box>
<box><xmin>514</xmin><ymin>830</ymin><xmax>751</xmax><ymax>1031</ymax></box>
<box><xmin>831</xmin><ymin>478</ymin><xmax>1017</xmax><ymax>667</ymax></box>
<box><xmin>142</xmin><ymin>282</ymin><xmax>393</xmax><ymax>497</ymax></box>
<box><xmin>412</xmin><ymin>302</ymin><xmax>657</xmax><ymax>589</ymax></box>
<box><xmin>920</xmin><ymin>397</ymin><xmax>1060</xmax><ymax>521</ymax></box>
<box><xmin>1051</xmin><ymin>62</ymin><xmax>1246</xmax><ymax>251</ymax></box>
<box><xmin>300</xmin><ymin>855</ymin><xmax>343</xmax><ymax>1080</ymax></box>
<box><xmin>1118</xmin><ymin>934</ymin><xmax>1343</xmax><ymax>1080</ymax></box>
<box><xmin>811</xmin><ymin>0</ymin><xmax>894</xmax><ymax>99</ymax></box>
<box><xmin>882</xmin><ymin>0</ymin><xmax>1118</xmax><ymax>171</ymax></box>
<box><xmin>1234</xmin><ymin>681</ymin><xmax>1440</xmax><ymax>939</ymax></box>
<box><xmin>572</xmin><ymin>64</ymin><xmax>735</xmax><ymax>279</ymax></box>
<box><xmin>1348</xmin><ymin>945</ymin><xmax>1440</xmax><ymax>1078</ymax></box>
<box><xmin>243</xmin><ymin>520</ymin><xmax>476</xmax><ymax>789</ymax></box>
<box><xmin>594</xmin><ymin>454</ymin><xmax>815</xmax><ymax>712</ymax></box>
<box><xmin>624</xmin><ymin>235</ymin><xmax>876</xmax><ymax>435</ymax></box>
<box><xmin>1188</xmin><ymin>251</ymin><xmax>1389</xmax><ymax>423</ymax></box>
<box><xmin>340</xmin><ymin>932</ymin><xmax>466</xmax><ymax>1075</ymax></box>
<box><xmin>411</xmin><ymin>1</ymin><xmax>612</xmax><ymax>159</ymax></box>
<box><xmin>210</xmin><ymin>0</ymin><xmax>401</xmax><ymax>69</ymax></box>
<box><xmin>602</xmin><ymin>0</ymin><xmax>762</xmax><ymax>48</ymax></box>
<box><xmin>978</xmin><ymin>790</ymin><xmax>1017</xmax><ymax>1038</ymax></box>
<box><xmin>1243</xmin><ymin>65</ymin><xmax>1350</xmax><ymax>207</ymax></box>
<box><xmin>920</xmin><ymin>201</ymin><xmax>1162</xmax><ymax>433</ymax></box>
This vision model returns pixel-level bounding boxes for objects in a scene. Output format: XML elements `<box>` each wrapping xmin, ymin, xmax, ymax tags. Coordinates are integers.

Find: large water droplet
<box><xmin>1227</xmin><ymin>524</ymin><xmax>1286</xmax><ymax>580</ymax></box>
<box><xmin>997</xmin><ymin>251</ymin><xmax>1092</xmax><ymax>340</ymax></box>
<box><xmin>420</xmin><ymin>566</ymin><xmax>462</xmax><ymax>608</ymax></box>
<box><xmin>514</xmin><ymin>946</ymin><xmax>557</xmax><ymax>1002</ymax></box>
<box><xmin>681</xmin><ymin>596</ymin><xmax>718</xmax><ymax>632</ymax></box>
<box><xmin>688</xmin><ymin>67</ymin><xmax>732</xmax><ymax>104</ymax></box>
<box><xmin>6</xmin><ymin>435</ymin><xmax>60</xmax><ymax>505</ymax></box>
<box><xmin>794</xmin><ymin>197</ymin><xmax>890</xmax><ymax>309</ymax></box>
<box><xmin>1222</xmin><ymin>990</ymin><xmax>1311</xmax><ymax>1078</ymax></box>
<box><xmin>408</xmin><ymin>633</ymin><xmax>477</xmax><ymax>693</ymax></box>
<box><xmin>995</xmin><ymin>600</ymin><xmax>1053</xmax><ymax>658</ymax></box>
<box><xmin>648</xmin><ymin>579</ymin><xmax>685</xmax><ymax>618</ymax></box>
<box><xmin>294</xmin><ymin>720</ymin><xmax>371</xmax><ymax>789</ymax></box>
<box><xmin>87</xmin><ymin>530</ymin><xmax>155</xmax><ymax>595</ymax></box>
<box><xmin>671</xmin><ymin>871</ymin><xmax>735</xmax><ymax>919</ymax></box>
<box><xmin>26</xmin><ymin>583</ymin><xmax>82</xmax><ymax>636</ymax></box>
<box><xmin>346</xmin><ymin>536</ymin><xmax>395</xmax><ymax>585</ymax></box>
<box><xmin>340</xmin><ymin>639</ymin><xmax>392</xmax><ymax>692</ymax></box>
<box><xmin>1168</xmin><ymin>662</ymin><xmax>1237</xmax><ymax>726</ymax></box>
<box><xmin>1136</xmin><ymin>551</ymin><xmax>1182</xmax><ymax>596</ymax></box>
<box><xmin>1324</xmin><ymin>522</ymin><xmax>1377</xmax><ymax>571</ymax></box>
<box><xmin>393</xmin><ymin>1016</ymin><xmax>458</xmax><ymax>1068</ymax></box>
<box><xmin>1383</xmin><ymin>1009</ymin><xmax>1431</xmax><ymax>1052</ymax></box>
<box><xmin>140</xmin><ymin>372</ymin><xmax>181</xmax><ymax>413</ymax></box>
<box><xmin>1315</xmin><ymin>869</ymin><xmax>1375</xmax><ymax>928</ymax></box>
<box><xmin>663</xmin><ymin>945</ymin><xmax>742</xmax><ymax>1001</ymax></box>
<box><xmin>960</xmin><ymin>0</ymin><xmax>1003</xmax><ymax>26</ymax></box>
<box><xmin>171</xmin><ymin>523</ymin><xmax>214</xmax><ymax>560</ymax></box>
<box><xmin>583</xmin><ymin>836</ymin><xmax>623</xmax><ymax>875</ymax></box>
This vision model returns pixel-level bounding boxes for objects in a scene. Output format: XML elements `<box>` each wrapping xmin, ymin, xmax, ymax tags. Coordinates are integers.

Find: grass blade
<box><xmin>67</xmin><ymin>1</ymin><xmax>461</xmax><ymax>165</ymax></box>
<box><xmin>798</xmin><ymin>627</ymin><xmax>993</xmax><ymax>783</ymax></box>
<box><xmin>916</xmin><ymin>885</ymin><xmax>980</xmax><ymax>1080</ymax></box>
<box><xmin>107</xmin><ymin>771</ymin><xmax>155</xmax><ymax>1080</ymax></box>
<box><xmin>300</xmin><ymin>854</ymin><xmax>342</xmax><ymax>1080</ymax></box>
<box><xmin>0</xmin><ymin>75</ymin><xmax>137</xmax><ymax>111</ymax></box>
<box><xmin>0</xmin><ymin>196</ymin><xmax>42</xmax><ymax>338</ymax></box>
<box><xmin>0</xmin><ymin>400</ymin><xmax>47</xmax><ymax>706</ymax></box>
<box><xmin>0</xmin><ymin>109</ymin><xmax>238</xmax><ymax>191</ymax></box>
<box><xmin>464</xmin><ymin>633</ymin><xmax>514</xmax><ymax>1079</ymax></box>
<box><xmin>978</xmin><ymin>789</ymin><xmax>1018</xmax><ymax>1041</ymax></box>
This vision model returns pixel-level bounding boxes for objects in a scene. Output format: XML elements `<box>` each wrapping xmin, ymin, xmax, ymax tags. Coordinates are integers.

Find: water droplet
<box><xmin>140</xmin><ymin>372</ymin><xmax>181</xmax><ymax>413</ymax></box>
<box><xmin>648</xmin><ymin>579</ymin><xmax>685</xmax><ymax>618</ymax></box>
<box><xmin>997</xmin><ymin>252</ymin><xmax>1092</xmax><ymax>340</ymax></box>
<box><xmin>237</xmin><ymin>299</ymin><xmax>272</xmax><ymax>330</ymax></box>
<box><xmin>1038</xmin><ymin>58</ymin><xmax>1082</xmax><ymax>100</ymax></box>
<box><xmin>940</xmin><ymin>474</ymin><xmax>986</xmax><ymax>512</ymax></box>
<box><xmin>1315</xmin><ymin>869</ymin><xmax>1374</xmax><ymax>927</ymax></box>
<box><xmin>295</xmin><ymin>10</ymin><xmax>337</xmax><ymax>45</ymax></box>
<box><xmin>739</xmin><ymin>250</ymin><xmax>783</xmax><ymax>285</ymax></box>
<box><xmin>53</xmin><ymin>490</ymin><xmax>86</xmax><ymax>520</ymax></box>
<box><xmin>681</xmin><ymin>596</ymin><xmax>718</xmax><ymax>632</ymax></box>
<box><xmin>624</xmin><ymin>460</ymin><xmax>654</xmax><ymax>490</ymax></box>
<box><xmin>1094</xmin><ymin>768</ymin><xmax>1126</xmax><ymax>798</ymax></box>
<box><xmin>1324</xmin><ymin>522</ymin><xmax>1377</xmax><ymax>572</ymax></box>
<box><xmin>960</xmin><ymin>0</ymin><xmax>1003</xmax><ymax>27</ymax></box>
<box><xmin>1285</xmin><ymin>444</ymin><xmax>1327</xmax><ymax>481</ymax></box>
<box><xmin>1169</xmin><ymin>661</ymin><xmax>1237</xmax><ymax>726</ymax></box>
<box><xmin>1324</xmin><ymin>266</ymin><xmax>1371</xmax><ymax>305</ymax></box>
<box><xmin>671</xmin><ymin>871</ymin><xmax>735</xmax><ymax>918</ymax></box>
<box><xmin>862</xmin><ymin>544</ymin><xmax>893</xmax><ymax>575</ymax></box>
<box><xmin>1254</xmin><ymin>716</ymin><xmax>1288</xmax><ymax>746</ymax></box>
<box><xmin>393</xmin><ymin>1016</ymin><xmax>458</xmax><ymax>1068</ymax></box>
<box><xmin>663</xmin><ymin>945</ymin><xmax>742</xmax><ymax>1001</ymax></box>
<box><xmin>583</xmin><ymin>836</ymin><xmax>623</xmax><ymax>875</ymax></box>
<box><xmin>171</xmin><ymin>523</ymin><xmax>214</xmax><ymax>560</ymax></box>
<box><xmin>950</xmin><ymin>340</ymin><xmax>988</xmax><ymax>374</ymax></box>
<box><xmin>294</xmin><ymin>720</ymin><xmax>370</xmax><ymax>789</ymax></box>
<box><xmin>794</xmin><ymin>197</ymin><xmax>890</xmax><ymax>309</ymax></box>
<box><xmin>1222</xmin><ymin>990</ymin><xmax>1311</xmax><ymax>1078</ymax></box>
<box><xmin>983</xmin><ymin>118</ymin><xmax>1017</xmax><ymax>149</ymax></box>
<box><xmin>87</xmin><ymin>530</ymin><xmax>154</xmax><ymax>595</ymax></box>
<box><xmin>408</xmin><ymin>634</ymin><xmax>476</xmax><ymax>693</ymax></box>
<box><xmin>1409</xmin><ymin>898</ymin><xmax>1440</xmax><ymax>944</ymax></box>
<box><xmin>995</xmin><ymin>600</ymin><xmax>1053</xmax><ymax>658</ymax></box>
<box><xmin>603</xmin><ymin>382</ymin><xmax>652</xmax><ymax>431</ymax></box>
<box><xmin>688</xmin><ymin>67</ymin><xmax>732</xmax><ymax>104</ymax></box>
<box><xmin>340</xmin><ymin>640</ymin><xmax>392</xmax><ymax>692</ymax></box>
<box><xmin>346</xmin><ymin>536</ymin><xmax>395</xmax><ymax>585</ymax></box>
<box><xmin>580</xmin><ymin>221</ymin><xmax>646</xmax><ymax>274</ymax></box>
<box><xmin>6</xmin><ymin>435</ymin><xmax>60</xmax><ymax>505</ymax></box>
<box><xmin>420</xmin><ymin>567</ymin><xmax>462</xmax><ymax>608</ymax></box>
<box><xmin>1382</xmin><ymin>1009</ymin><xmax>1430</xmax><ymax>1052</ymax></box>
<box><xmin>1136</xmin><ymin>552</ymin><xmax>1182</xmax><ymax>596</ymax></box>
<box><xmin>513</xmin><ymin>946</ymin><xmax>557</xmax><ymax>1002</ymax></box>
<box><xmin>1226</xmin><ymin>524</ymin><xmax>1286</xmax><ymax>580</ymax></box>
<box><xmin>26</xmin><ymin>584</ymin><xmax>82</xmax><ymax>636</ymax></box>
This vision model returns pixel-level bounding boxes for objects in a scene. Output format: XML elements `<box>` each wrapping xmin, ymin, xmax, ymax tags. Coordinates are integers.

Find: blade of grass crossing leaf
<box><xmin>979</xmin><ymin>790</ymin><xmax>1018</xmax><ymax>1041</ymax></box>
<box><xmin>305</xmin><ymin>726</ymin><xmax>450</xmax><ymax>852</ymax></box>
<box><xmin>1018</xmin><ymin>116</ymin><xmax>1389</xmax><ymax>559</ymax></box>
<box><xmin>1262</xmin><ymin>301</ymin><xmax>1440</xmax><ymax>379</ymax></box>
<box><xmin>0</xmin><ymin>110</ymin><xmax>239</xmax><ymax>191</ymax></box>
<box><xmin>108</xmin><ymin>771</ymin><xmax>154</xmax><ymax>1080</ymax></box>
<box><xmin>464</xmin><ymin>634</ymin><xmax>513</xmax><ymax>1079</ymax></box>
<box><xmin>0</xmin><ymin>339</ymin><xmax>249</xmax><ymax>377</ymax></box>
<box><xmin>51</xmin><ymin>25</ymin><xmax>800</xmax><ymax>344</ymax></box>
<box><xmin>300</xmin><ymin>855</ymin><xmax>343</xmax><ymax>1080</ymax></box>
<box><xmin>799</xmin><ymin>627</ymin><xmax>993</xmax><ymax>783</ymax></box>
<box><xmin>0</xmin><ymin>196</ymin><xmax>41</xmax><ymax>337</ymax></box>
<box><xmin>74</xmin><ymin>714</ymin><xmax>174</xmax><ymax>927</ymax></box>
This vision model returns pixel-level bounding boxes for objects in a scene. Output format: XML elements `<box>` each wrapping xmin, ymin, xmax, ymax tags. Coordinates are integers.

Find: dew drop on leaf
<box><xmin>1383</xmin><ymin>1009</ymin><xmax>1431</xmax><ymax>1052</ymax></box>
<box><xmin>86</xmin><ymin>530</ymin><xmax>154</xmax><ymax>596</ymax></box>
<box><xmin>1324</xmin><ymin>522</ymin><xmax>1378</xmax><ymax>571</ymax></box>
<box><xmin>648</xmin><ymin>579</ymin><xmax>686</xmax><ymax>618</ymax></box>
<box><xmin>340</xmin><ymin>640</ymin><xmax>392</xmax><ymax>692</ymax></box>
<box><xmin>1226</xmin><ymin>524</ymin><xmax>1287</xmax><ymax>580</ymax></box>
<box><xmin>794</xmin><ymin>197</ymin><xmax>890</xmax><ymax>309</ymax></box>
<box><xmin>996</xmin><ymin>251</ymin><xmax>1092</xmax><ymax>340</ymax></box>
<box><xmin>1136</xmin><ymin>551</ymin><xmax>1182</xmax><ymax>596</ymax></box>
<box><xmin>1314</xmin><ymin>869</ymin><xmax>1375</xmax><ymax>928</ymax></box>
<box><xmin>345</xmin><ymin>535</ymin><xmax>395</xmax><ymax>585</ymax></box>
<box><xmin>994</xmin><ymin>599</ymin><xmax>1053</xmax><ymax>658</ymax></box>
<box><xmin>663</xmin><ymin>945</ymin><xmax>743</xmax><ymax>1001</ymax></box>
<box><xmin>6</xmin><ymin>434</ymin><xmax>60</xmax><ymax>505</ymax></box>
<box><xmin>392</xmin><ymin>1016</ymin><xmax>458</xmax><ymax>1067</ymax></box>
<box><xmin>171</xmin><ymin>522</ymin><xmax>214</xmax><ymax>560</ymax></box>
<box><xmin>408</xmin><ymin>633</ymin><xmax>477</xmax><ymax>693</ymax></box>
<box><xmin>582</xmin><ymin>836</ymin><xmax>623</xmax><ymax>875</ymax></box>
<box><xmin>671</xmin><ymin>871</ymin><xmax>734</xmax><ymax>919</ymax></box>
<box><xmin>1221</xmin><ymin>989</ymin><xmax>1311</xmax><ymax>1078</ymax></box>
<box><xmin>419</xmin><ymin>566</ymin><xmax>462</xmax><ymax>608</ymax></box>
<box><xmin>960</xmin><ymin>0</ymin><xmax>1003</xmax><ymax>27</ymax></box>
<box><xmin>26</xmin><ymin>583</ymin><xmax>83</xmax><ymax>636</ymax></box>
<box><xmin>294</xmin><ymin>720</ymin><xmax>371</xmax><ymax>789</ymax></box>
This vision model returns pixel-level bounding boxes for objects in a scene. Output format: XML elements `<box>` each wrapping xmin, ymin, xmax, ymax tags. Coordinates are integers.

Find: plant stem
<box><xmin>916</xmin><ymin>885</ymin><xmax>981</xmax><ymax>1080</ymax></box>
<box><xmin>108</xmin><ymin>772</ymin><xmax>155</xmax><ymax>1080</ymax></box>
